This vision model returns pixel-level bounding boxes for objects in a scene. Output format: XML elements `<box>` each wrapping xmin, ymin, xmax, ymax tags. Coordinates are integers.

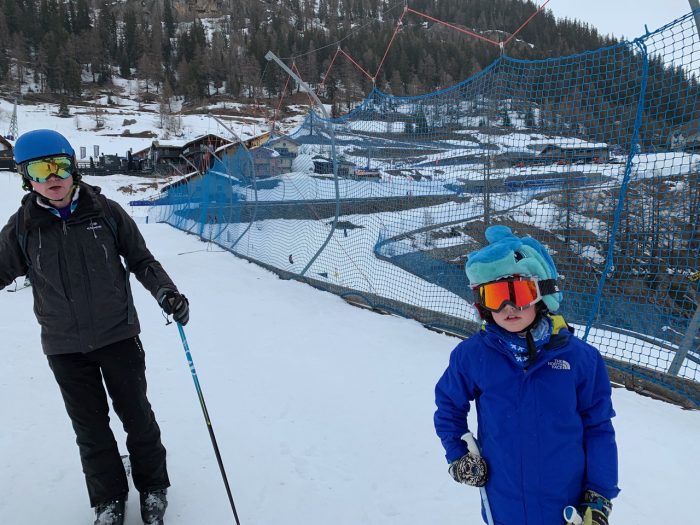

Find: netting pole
<box><xmin>482</xmin><ymin>61</ymin><xmax>504</xmax><ymax>228</ymax></box>
<box><xmin>583</xmin><ymin>40</ymin><xmax>650</xmax><ymax>341</ymax></box>
<box><xmin>668</xmin><ymin>293</ymin><xmax>700</xmax><ymax>376</ymax></box>
<box><xmin>207</xmin><ymin>113</ymin><xmax>257</xmax><ymax>248</ymax></box>
<box><xmin>264</xmin><ymin>51</ymin><xmax>340</xmax><ymax>277</ymax></box>
<box><xmin>690</xmin><ymin>1</ymin><xmax>700</xmax><ymax>37</ymax></box>
<box><xmin>179</xmin><ymin>154</ymin><xmax>206</xmax><ymax>236</ymax></box>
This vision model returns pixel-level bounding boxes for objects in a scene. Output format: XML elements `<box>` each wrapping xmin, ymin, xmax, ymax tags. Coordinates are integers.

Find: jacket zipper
<box><xmin>74</xmin><ymin>217</ymin><xmax>98</xmax><ymax>349</ymax></box>
<box><xmin>58</xmin><ymin>220</ymin><xmax>78</xmax><ymax>331</ymax></box>
<box><xmin>486</xmin><ymin>331</ymin><xmax>569</xmax><ymax>523</ymax></box>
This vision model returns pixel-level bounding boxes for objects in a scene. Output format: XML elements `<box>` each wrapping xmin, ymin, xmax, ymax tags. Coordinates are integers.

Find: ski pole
<box><xmin>177</xmin><ymin>322</ymin><xmax>242</xmax><ymax>525</ymax></box>
<box><xmin>563</xmin><ymin>505</ymin><xmax>583</xmax><ymax>525</ymax></box>
<box><xmin>464</xmin><ymin>432</ymin><xmax>494</xmax><ymax>525</ymax></box>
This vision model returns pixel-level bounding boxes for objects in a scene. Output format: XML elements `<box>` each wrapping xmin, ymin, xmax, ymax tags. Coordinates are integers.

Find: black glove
<box><xmin>159</xmin><ymin>291</ymin><xmax>189</xmax><ymax>325</ymax></box>
<box><xmin>448</xmin><ymin>452</ymin><xmax>488</xmax><ymax>487</ymax></box>
<box><xmin>567</xmin><ymin>490</ymin><xmax>612</xmax><ymax>525</ymax></box>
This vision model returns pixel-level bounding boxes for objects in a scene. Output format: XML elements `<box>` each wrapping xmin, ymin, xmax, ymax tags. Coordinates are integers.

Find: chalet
<box><xmin>214</xmin><ymin>141</ymin><xmax>240</xmax><ymax>163</ymax></box>
<box><xmin>181</xmin><ymin>134</ymin><xmax>232</xmax><ymax>172</ymax></box>
<box><xmin>76</xmin><ymin>152</ymin><xmax>128</xmax><ymax>174</ymax></box>
<box><xmin>130</xmin><ymin>145</ymin><xmax>151</xmax><ymax>167</ymax></box>
<box><xmin>134</xmin><ymin>140</ymin><xmax>187</xmax><ymax>172</ymax></box>
<box><xmin>0</xmin><ymin>136</ymin><xmax>14</xmax><ymax>171</ymax></box>
<box><xmin>668</xmin><ymin>119</ymin><xmax>700</xmax><ymax>151</ymax></box>
<box><xmin>312</xmin><ymin>155</ymin><xmax>356</xmax><ymax>177</ymax></box>
<box><xmin>213</xmin><ymin>131</ymin><xmax>273</xmax><ymax>161</ymax></box>
<box><xmin>126</xmin><ymin>135</ymin><xmax>231</xmax><ymax>177</ymax></box>
<box><xmin>245</xmin><ymin>132</ymin><xmax>271</xmax><ymax>149</ymax></box>
<box><xmin>509</xmin><ymin>139</ymin><xmax>609</xmax><ymax>167</ymax></box>
<box><xmin>267</xmin><ymin>137</ymin><xmax>300</xmax><ymax>171</ymax></box>
<box><xmin>537</xmin><ymin>142</ymin><xmax>609</xmax><ymax>164</ymax></box>
<box><xmin>204</xmin><ymin>132</ymin><xmax>284</xmax><ymax>181</ymax></box>
<box><xmin>354</xmin><ymin>168</ymin><xmax>381</xmax><ymax>179</ymax></box>
<box><xmin>251</xmin><ymin>147</ymin><xmax>282</xmax><ymax>178</ymax></box>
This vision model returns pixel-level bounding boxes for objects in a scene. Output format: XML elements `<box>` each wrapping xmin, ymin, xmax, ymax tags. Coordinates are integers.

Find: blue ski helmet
<box><xmin>13</xmin><ymin>129</ymin><xmax>80</xmax><ymax>190</ymax></box>
<box><xmin>14</xmin><ymin>129</ymin><xmax>75</xmax><ymax>164</ymax></box>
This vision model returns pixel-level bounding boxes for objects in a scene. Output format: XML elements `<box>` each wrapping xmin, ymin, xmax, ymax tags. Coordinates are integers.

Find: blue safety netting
<box><xmin>152</xmin><ymin>11</ymin><xmax>700</xmax><ymax>406</ymax></box>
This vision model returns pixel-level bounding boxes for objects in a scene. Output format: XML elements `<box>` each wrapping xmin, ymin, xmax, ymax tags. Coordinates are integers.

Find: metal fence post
<box><xmin>668</xmin><ymin>293</ymin><xmax>700</xmax><ymax>376</ymax></box>
<box><xmin>264</xmin><ymin>51</ymin><xmax>340</xmax><ymax>277</ymax></box>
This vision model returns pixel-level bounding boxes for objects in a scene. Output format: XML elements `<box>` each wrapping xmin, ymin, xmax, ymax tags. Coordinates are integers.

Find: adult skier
<box><xmin>0</xmin><ymin>129</ymin><xmax>190</xmax><ymax>524</ymax></box>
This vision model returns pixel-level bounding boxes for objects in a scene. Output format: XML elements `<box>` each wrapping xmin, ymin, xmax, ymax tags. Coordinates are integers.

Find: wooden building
<box><xmin>267</xmin><ymin>137</ymin><xmax>300</xmax><ymax>171</ymax></box>
<box><xmin>0</xmin><ymin>136</ymin><xmax>14</xmax><ymax>171</ymax></box>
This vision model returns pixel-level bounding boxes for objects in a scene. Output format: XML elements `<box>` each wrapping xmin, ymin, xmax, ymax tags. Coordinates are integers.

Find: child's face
<box><xmin>492</xmin><ymin>303</ymin><xmax>537</xmax><ymax>333</ymax></box>
<box><xmin>30</xmin><ymin>174</ymin><xmax>74</xmax><ymax>206</ymax></box>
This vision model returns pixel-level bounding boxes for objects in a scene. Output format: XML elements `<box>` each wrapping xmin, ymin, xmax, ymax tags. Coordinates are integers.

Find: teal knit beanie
<box><xmin>465</xmin><ymin>225</ymin><xmax>562</xmax><ymax>312</ymax></box>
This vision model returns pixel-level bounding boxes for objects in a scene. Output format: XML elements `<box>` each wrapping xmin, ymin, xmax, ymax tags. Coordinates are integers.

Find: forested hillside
<box><xmin>0</xmin><ymin>0</ymin><xmax>697</xmax><ymax>152</ymax></box>
<box><xmin>0</xmin><ymin>0</ymin><xmax>617</xmax><ymax>103</ymax></box>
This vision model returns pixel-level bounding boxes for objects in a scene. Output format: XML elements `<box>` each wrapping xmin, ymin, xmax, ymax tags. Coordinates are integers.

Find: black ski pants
<box><xmin>47</xmin><ymin>336</ymin><xmax>170</xmax><ymax>507</ymax></box>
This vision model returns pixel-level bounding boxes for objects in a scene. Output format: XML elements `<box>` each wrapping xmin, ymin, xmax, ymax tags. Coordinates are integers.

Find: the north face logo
<box><xmin>87</xmin><ymin>221</ymin><xmax>102</xmax><ymax>231</ymax></box>
<box><xmin>547</xmin><ymin>359</ymin><xmax>571</xmax><ymax>370</ymax></box>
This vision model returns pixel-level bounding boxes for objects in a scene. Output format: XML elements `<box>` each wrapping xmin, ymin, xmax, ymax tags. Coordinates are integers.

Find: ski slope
<box><xmin>0</xmin><ymin>172</ymin><xmax>698</xmax><ymax>524</ymax></box>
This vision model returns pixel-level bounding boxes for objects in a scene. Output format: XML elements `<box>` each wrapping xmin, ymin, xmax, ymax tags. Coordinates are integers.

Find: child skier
<box><xmin>434</xmin><ymin>225</ymin><xmax>619</xmax><ymax>525</ymax></box>
<box><xmin>0</xmin><ymin>129</ymin><xmax>190</xmax><ymax>525</ymax></box>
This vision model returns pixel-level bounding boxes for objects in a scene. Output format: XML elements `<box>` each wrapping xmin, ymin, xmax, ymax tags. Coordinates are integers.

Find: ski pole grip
<box><xmin>563</xmin><ymin>505</ymin><xmax>583</xmax><ymax>525</ymax></box>
<box><xmin>464</xmin><ymin>432</ymin><xmax>482</xmax><ymax>457</ymax></box>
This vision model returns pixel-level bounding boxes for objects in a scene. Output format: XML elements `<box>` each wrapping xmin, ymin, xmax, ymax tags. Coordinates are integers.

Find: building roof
<box><xmin>181</xmin><ymin>133</ymin><xmax>231</xmax><ymax>149</ymax></box>
<box><xmin>245</xmin><ymin>132</ymin><xmax>271</xmax><ymax>149</ymax></box>
<box><xmin>253</xmin><ymin>147</ymin><xmax>279</xmax><ymax>158</ymax></box>
<box><xmin>268</xmin><ymin>135</ymin><xmax>300</xmax><ymax>146</ymax></box>
<box><xmin>531</xmin><ymin>138</ymin><xmax>609</xmax><ymax>152</ymax></box>
<box><xmin>0</xmin><ymin>136</ymin><xmax>13</xmax><ymax>150</ymax></box>
<box><xmin>312</xmin><ymin>155</ymin><xmax>354</xmax><ymax>166</ymax></box>
<box><xmin>215</xmin><ymin>141</ymin><xmax>240</xmax><ymax>155</ymax></box>
<box><xmin>131</xmin><ymin>145</ymin><xmax>151</xmax><ymax>157</ymax></box>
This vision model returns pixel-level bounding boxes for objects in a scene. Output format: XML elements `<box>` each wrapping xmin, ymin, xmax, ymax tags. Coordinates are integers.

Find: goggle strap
<box><xmin>470</xmin><ymin>287</ymin><xmax>480</xmax><ymax>304</ymax></box>
<box><xmin>537</xmin><ymin>279</ymin><xmax>559</xmax><ymax>296</ymax></box>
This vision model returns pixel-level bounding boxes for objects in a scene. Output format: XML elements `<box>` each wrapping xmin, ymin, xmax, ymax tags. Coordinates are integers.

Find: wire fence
<box><xmin>151</xmin><ymin>11</ymin><xmax>700</xmax><ymax>408</ymax></box>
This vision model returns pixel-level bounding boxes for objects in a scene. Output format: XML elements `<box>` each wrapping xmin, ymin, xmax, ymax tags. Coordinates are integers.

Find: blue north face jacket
<box><xmin>434</xmin><ymin>315</ymin><xmax>619</xmax><ymax>525</ymax></box>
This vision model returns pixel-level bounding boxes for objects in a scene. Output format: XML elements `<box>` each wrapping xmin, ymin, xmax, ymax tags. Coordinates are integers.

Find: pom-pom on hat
<box><xmin>465</xmin><ymin>225</ymin><xmax>562</xmax><ymax>312</ymax></box>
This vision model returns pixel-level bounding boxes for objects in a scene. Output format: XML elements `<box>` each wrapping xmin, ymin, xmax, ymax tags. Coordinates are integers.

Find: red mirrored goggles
<box><xmin>472</xmin><ymin>277</ymin><xmax>558</xmax><ymax>313</ymax></box>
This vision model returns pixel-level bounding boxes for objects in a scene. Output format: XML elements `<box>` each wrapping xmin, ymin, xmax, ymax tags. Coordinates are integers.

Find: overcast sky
<box><xmin>546</xmin><ymin>0</ymin><xmax>696</xmax><ymax>40</ymax></box>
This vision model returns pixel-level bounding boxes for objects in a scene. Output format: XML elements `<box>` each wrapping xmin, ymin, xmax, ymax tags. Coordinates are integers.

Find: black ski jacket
<box><xmin>0</xmin><ymin>183</ymin><xmax>177</xmax><ymax>355</ymax></box>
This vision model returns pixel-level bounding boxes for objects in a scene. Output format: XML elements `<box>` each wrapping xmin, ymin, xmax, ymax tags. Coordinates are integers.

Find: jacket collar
<box><xmin>481</xmin><ymin>313</ymin><xmax>572</xmax><ymax>354</ymax></box>
<box><xmin>35</xmin><ymin>185</ymin><xmax>81</xmax><ymax>218</ymax></box>
<box><xmin>22</xmin><ymin>183</ymin><xmax>104</xmax><ymax>229</ymax></box>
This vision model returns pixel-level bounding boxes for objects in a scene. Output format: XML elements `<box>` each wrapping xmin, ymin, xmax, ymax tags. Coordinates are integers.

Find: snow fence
<box><xmin>152</xmin><ymin>10</ymin><xmax>700</xmax><ymax>408</ymax></box>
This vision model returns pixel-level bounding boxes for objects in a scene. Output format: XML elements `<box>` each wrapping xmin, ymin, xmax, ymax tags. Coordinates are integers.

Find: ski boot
<box><xmin>94</xmin><ymin>499</ymin><xmax>125</xmax><ymax>525</ymax></box>
<box><xmin>140</xmin><ymin>489</ymin><xmax>168</xmax><ymax>525</ymax></box>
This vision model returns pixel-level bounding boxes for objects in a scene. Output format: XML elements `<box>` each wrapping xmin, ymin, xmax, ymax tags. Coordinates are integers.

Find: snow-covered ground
<box><xmin>0</xmin><ymin>170</ymin><xmax>699</xmax><ymax>524</ymax></box>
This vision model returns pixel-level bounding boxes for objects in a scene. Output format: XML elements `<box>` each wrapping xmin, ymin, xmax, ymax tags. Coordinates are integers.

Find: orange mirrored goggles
<box><xmin>473</xmin><ymin>277</ymin><xmax>558</xmax><ymax>313</ymax></box>
<box><xmin>22</xmin><ymin>156</ymin><xmax>75</xmax><ymax>183</ymax></box>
